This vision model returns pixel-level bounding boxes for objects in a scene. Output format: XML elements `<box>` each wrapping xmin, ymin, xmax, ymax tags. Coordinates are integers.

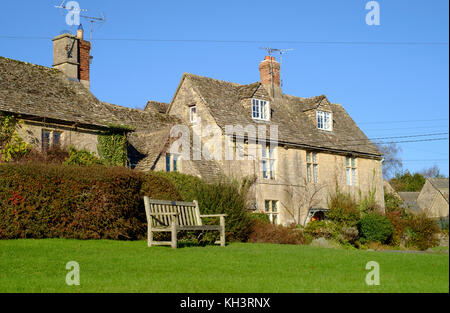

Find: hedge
<box><xmin>0</xmin><ymin>163</ymin><xmax>180</xmax><ymax>240</ymax></box>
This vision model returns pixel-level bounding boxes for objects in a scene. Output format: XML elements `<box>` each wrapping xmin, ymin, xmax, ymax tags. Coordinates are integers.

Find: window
<box><xmin>41</xmin><ymin>130</ymin><xmax>51</xmax><ymax>151</ymax></box>
<box><xmin>252</xmin><ymin>99</ymin><xmax>269</xmax><ymax>121</ymax></box>
<box><xmin>261</xmin><ymin>144</ymin><xmax>276</xmax><ymax>180</ymax></box>
<box><xmin>165</xmin><ymin>153</ymin><xmax>179</xmax><ymax>172</ymax></box>
<box><xmin>264</xmin><ymin>200</ymin><xmax>279</xmax><ymax>224</ymax></box>
<box><xmin>189</xmin><ymin>106</ymin><xmax>197</xmax><ymax>123</ymax></box>
<box><xmin>306</xmin><ymin>151</ymin><xmax>318</xmax><ymax>183</ymax></box>
<box><xmin>346</xmin><ymin>156</ymin><xmax>357</xmax><ymax>186</ymax></box>
<box><xmin>53</xmin><ymin>131</ymin><xmax>62</xmax><ymax>147</ymax></box>
<box><xmin>316</xmin><ymin>110</ymin><xmax>332</xmax><ymax>131</ymax></box>
<box><xmin>41</xmin><ymin>130</ymin><xmax>63</xmax><ymax>151</ymax></box>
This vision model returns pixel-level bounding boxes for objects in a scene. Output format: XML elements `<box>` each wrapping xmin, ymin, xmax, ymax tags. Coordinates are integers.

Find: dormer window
<box><xmin>317</xmin><ymin>110</ymin><xmax>332</xmax><ymax>131</ymax></box>
<box><xmin>252</xmin><ymin>99</ymin><xmax>269</xmax><ymax>121</ymax></box>
<box><xmin>190</xmin><ymin>106</ymin><xmax>197</xmax><ymax>123</ymax></box>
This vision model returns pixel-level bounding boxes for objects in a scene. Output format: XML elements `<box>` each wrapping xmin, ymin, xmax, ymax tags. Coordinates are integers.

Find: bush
<box><xmin>358</xmin><ymin>213</ymin><xmax>393</xmax><ymax>244</ymax></box>
<box><xmin>249</xmin><ymin>213</ymin><xmax>270</xmax><ymax>224</ymax></box>
<box><xmin>156</xmin><ymin>172</ymin><xmax>254</xmax><ymax>242</ymax></box>
<box><xmin>404</xmin><ymin>212</ymin><xmax>440</xmax><ymax>250</ymax></box>
<box><xmin>0</xmin><ymin>163</ymin><xmax>180</xmax><ymax>240</ymax></box>
<box><xmin>64</xmin><ymin>146</ymin><xmax>104</xmax><ymax>166</ymax></box>
<box><xmin>327</xmin><ymin>188</ymin><xmax>360</xmax><ymax>227</ymax></box>
<box><xmin>385</xmin><ymin>193</ymin><xmax>409</xmax><ymax>246</ymax></box>
<box><xmin>249</xmin><ymin>220</ymin><xmax>306</xmax><ymax>245</ymax></box>
<box><xmin>304</xmin><ymin>220</ymin><xmax>338</xmax><ymax>240</ymax></box>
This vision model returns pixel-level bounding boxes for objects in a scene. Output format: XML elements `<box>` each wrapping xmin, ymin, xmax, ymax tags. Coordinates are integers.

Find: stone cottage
<box><xmin>145</xmin><ymin>57</ymin><xmax>385</xmax><ymax>225</ymax></box>
<box><xmin>1</xmin><ymin>30</ymin><xmax>385</xmax><ymax>226</ymax></box>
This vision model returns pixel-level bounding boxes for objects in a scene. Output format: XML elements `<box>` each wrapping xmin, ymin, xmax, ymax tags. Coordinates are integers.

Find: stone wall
<box><xmin>16</xmin><ymin>120</ymin><xmax>100</xmax><ymax>155</ymax></box>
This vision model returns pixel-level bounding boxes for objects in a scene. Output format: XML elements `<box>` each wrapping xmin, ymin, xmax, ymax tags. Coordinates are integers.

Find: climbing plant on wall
<box><xmin>0</xmin><ymin>113</ymin><xmax>31</xmax><ymax>162</ymax></box>
<box><xmin>97</xmin><ymin>125</ymin><xmax>132</xmax><ymax>167</ymax></box>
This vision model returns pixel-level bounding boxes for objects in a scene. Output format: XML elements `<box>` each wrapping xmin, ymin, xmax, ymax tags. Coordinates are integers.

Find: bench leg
<box><xmin>171</xmin><ymin>223</ymin><xmax>177</xmax><ymax>249</ymax></box>
<box><xmin>148</xmin><ymin>227</ymin><xmax>153</xmax><ymax>247</ymax></box>
<box><xmin>220</xmin><ymin>216</ymin><xmax>226</xmax><ymax>247</ymax></box>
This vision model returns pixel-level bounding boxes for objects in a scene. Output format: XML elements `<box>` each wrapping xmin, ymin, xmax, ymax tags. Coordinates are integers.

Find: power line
<box><xmin>358</xmin><ymin>118</ymin><xmax>449</xmax><ymax>125</ymax></box>
<box><xmin>363</xmin><ymin>125</ymin><xmax>449</xmax><ymax>132</ymax></box>
<box><xmin>339</xmin><ymin>132</ymin><xmax>449</xmax><ymax>143</ymax></box>
<box><xmin>0</xmin><ymin>35</ymin><xmax>448</xmax><ymax>46</ymax></box>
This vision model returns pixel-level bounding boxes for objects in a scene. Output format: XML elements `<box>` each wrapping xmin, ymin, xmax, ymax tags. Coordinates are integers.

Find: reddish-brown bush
<box><xmin>0</xmin><ymin>163</ymin><xmax>180</xmax><ymax>240</ymax></box>
<box><xmin>249</xmin><ymin>220</ymin><xmax>306</xmax><ymax>245</ymax></box>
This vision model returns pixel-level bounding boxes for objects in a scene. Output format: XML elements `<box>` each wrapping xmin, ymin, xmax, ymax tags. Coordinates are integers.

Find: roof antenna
<box><xmin>54</xmin><ymin>1</ymin><xmax>106</xmax><ymax>42</ymax></box>
<box><xmin>274</xmin><ymin>48</ymin><xmax>293</xmax><ymax>88</ymax></box>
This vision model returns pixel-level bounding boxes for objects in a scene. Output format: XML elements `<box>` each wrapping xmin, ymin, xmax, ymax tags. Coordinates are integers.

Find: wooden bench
<box><xmin>143</xmin><ymin>197</ymin><xmax>227</xmax><ymax>248</ymax></box>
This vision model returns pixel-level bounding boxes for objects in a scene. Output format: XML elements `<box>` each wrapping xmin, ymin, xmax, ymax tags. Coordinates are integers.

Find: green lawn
<box><xmin>0</xmin><ymin>239</ymin><xmax>448</xmax><ymax>293</ymax></box>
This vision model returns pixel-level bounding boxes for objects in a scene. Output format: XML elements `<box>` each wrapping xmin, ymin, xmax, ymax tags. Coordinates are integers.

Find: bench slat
<box><xmin>147</xmin><ymin>199</ymin><xmax>196</xmax><ymax>207</ymax></box>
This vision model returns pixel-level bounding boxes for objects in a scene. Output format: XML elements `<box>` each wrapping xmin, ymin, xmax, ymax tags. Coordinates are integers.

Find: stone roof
<box><xmin>178</xmin><ymin>73</ymin><xmax>381</xmax><ymax>157</ymax></box>
<box><xmin>398</xmin><ymin>192</ymin><xmax>421</xmax><ymax>214</ymax></box>
<box><xmin>145</xmin><ymin>100</ymin><xmax>169</xmax><ymax>114</ymax></box>
<box><xmin>0</xmin><ymin>56</ymin><xmax>178</xmax><ymax>131</ymax></box>
<box><xmin>428</xmin><ymin>178</ymin><xmax>449</xmax><ymax>204</ymax></box>
<box><xmin>0</xmin><ymin>56</ymin><xmax>180</xmax><ymax>169</ymax></box>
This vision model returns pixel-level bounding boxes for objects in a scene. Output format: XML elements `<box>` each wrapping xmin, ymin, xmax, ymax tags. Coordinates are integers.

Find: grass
<box><xmin>0</xmin><ymin>239</ymin><xmax>448</xmax><ymax>293</ymax></box>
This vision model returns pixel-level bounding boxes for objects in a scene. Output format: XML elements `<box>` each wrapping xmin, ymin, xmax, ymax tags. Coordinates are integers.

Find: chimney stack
<box><xmin>52</xmin><ymin>25</ymin><xmax>92</xmax><ymax>90</ymax></box>
<box><xmin>259</xmin><ymin>56</ymin><xmax>280</xmax><ymax>87</ymax></box>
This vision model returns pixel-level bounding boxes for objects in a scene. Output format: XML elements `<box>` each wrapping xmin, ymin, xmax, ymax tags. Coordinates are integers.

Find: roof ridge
<box><xmin>0</xmin><ymin>56</ymin><xmax>58</xmax><ymax>73</ymax></box>
<box><xmin>183</xmin><ymin>72</ymin><xmax>243</xmax><ymax>86</ymax></box>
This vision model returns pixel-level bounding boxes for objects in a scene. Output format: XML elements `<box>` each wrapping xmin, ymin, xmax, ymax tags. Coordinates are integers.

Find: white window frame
<box><xmin>316</xmin><ymin>110</ymin><xmax>332</xmax><ymax>131</ymax></box>
<box><xmin>165</xmin><ymin>153</ymin><xmax>180</xmax><ymax>172</ymax></box>
<box><xmin>252</xmin><ymin>98</ymin><xmax>270</xmax><ymax>121</ymax></box>
<box><xmin>189</xmin><ymin>106</ymin><xmax>197</xmax><ymax>123</ymax></box>
<box><xmin>264</xmin><ymin>200</ymin><xmax>279</xmax><ymax>224</ymax></box>
<box><xmin>346</xmin><ymin>156</ymin><xmax>357</xmax><ymax>186</ymax></box>
<box><xmin>261</xmin><ymin>144</ymin><xmax>276</xmax><ymax>180</ymax></box>
<box><xmin>306</xmin><ymin>151</ymin><xmax>318</xmax><ymax>183</ymax></box>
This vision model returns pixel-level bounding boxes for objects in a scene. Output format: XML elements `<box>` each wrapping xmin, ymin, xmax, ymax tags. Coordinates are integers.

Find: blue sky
<box><xmin>1</xmin><ymin>0</ymin><xmax>448</xmax><ymax>176</ymax></box>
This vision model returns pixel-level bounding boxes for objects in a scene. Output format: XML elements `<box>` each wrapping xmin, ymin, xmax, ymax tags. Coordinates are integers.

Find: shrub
<box><xmin>327</xmin><ymin>188</ymin><xmax>360</xmax><ymax>227</ymax></box>
<box><xmin>64</xmin><ymin>146</ymin><xmax>104</xmax><ymax>166</ymax></box>
<box><xmin>249</xmin><ymin>220</ymin><xmax>306</xmax><ymax>245</ymax></box>
<box><xmin>156</xmin><ymin>172</ymin><xmax>254</xmax><ymax>242</ymax></box>
<box><xmin>358</xmin><ymin>212</ymin><xmax>393</xmax><ymax>244</ymax></box>
<box><xmin>0</xmin><ymin>163</ymin><xmax>179</xmax><ymax>240</ymax></box>
<box><xmin>304</xmin><ymin>220</ymin><xmax>338</xmax><ymax>240</ymax></box>
<box><xmin>404</xmin><ymin>212</ymin><xmax>440</xmax><ymax>250</ymax></box>
<box><xmin>249</xmin><ymin>213</ymin><xmax>270</xmax><ymax>224</ymax></box>
<box><xmin>385</xmin><ymin>192</ymin><xmax>409</xmax><ymax>246</ymax></box>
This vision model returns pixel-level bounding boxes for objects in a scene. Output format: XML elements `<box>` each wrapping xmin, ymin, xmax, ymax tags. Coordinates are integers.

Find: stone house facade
<box><xmin>1</xmin><ymin>31</ymin><xmax>384</xmax><ymax>226</ymax></box>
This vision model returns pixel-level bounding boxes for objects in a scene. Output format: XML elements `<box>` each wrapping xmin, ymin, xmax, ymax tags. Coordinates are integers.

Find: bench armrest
<box><xmin>199</xmin><ymin>214</ymin><xmax>227</xmax><ymax>218</ymax></box>
<box><xmin>148</xmin><ymin>212</ymin><xmax>179</xmax><ymax>216</ymax></box>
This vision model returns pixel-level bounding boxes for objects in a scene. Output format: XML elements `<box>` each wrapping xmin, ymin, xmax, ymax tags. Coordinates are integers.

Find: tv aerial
<box><xmin>54</xmin><ymin>1</ymin><xmax>106</xmax><ymax>42</ymax></box>
<box><xmin>260</xmin><ymin>47</ymin><xmax>294</xmax><ymax>87</ymax></box>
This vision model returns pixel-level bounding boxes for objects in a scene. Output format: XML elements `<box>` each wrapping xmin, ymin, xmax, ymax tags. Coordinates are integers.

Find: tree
<box><xmin>389</xmin><ymin>171</ymin><xmax>426</xmax><ymax>192</ymax></box>
<box><xmin>419</xmin><ymin>165</ymin><xmax>446</xmax><ymax>178</ymax></box>
<box><xmin>376</xmin><ymin>142</ymin><xmax>403</xmax><ymax>180</ymax></box>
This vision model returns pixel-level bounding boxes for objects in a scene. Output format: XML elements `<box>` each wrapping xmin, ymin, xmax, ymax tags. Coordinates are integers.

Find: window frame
<box><xmin>252</xmin><ymin>98</ymin><xmax>270</xmax><ymax>121</ymax></box>
<box><xmin>165</xmin><ymin>153</ymin><xmax>180</xmax><ymax>172</ymax></box>
<box><xmin>346</xmin><ymin>156</ymin><xmax>357</xmax><ymax>186</ymax></box>
<box><xmin>189</xmin><ymin>106</ymin><xmax>197</xmax><ymax>124</ymax></box>
<box><xmin>306</xmin><ymin>151</ymin><xmax>318</xmax><ymax>183</ymax></box>
<box><xmin>41</xmin><ymin>129</ymin><xmax>62</xmax><ymax>151</ymax></box>
<box><xmin>264</xmin><ymin>200</ymin><xmax>279</xmax><ymax>224</ymax></box>
<box><xmin>261</xmin><ymin>144</ymin><xmax>276</xmax><ymax>180</ymax></box>
<box><xmin>316</xmin><ymin>110</ymin><xmax>332</xmax><ymax>131</ymax></box>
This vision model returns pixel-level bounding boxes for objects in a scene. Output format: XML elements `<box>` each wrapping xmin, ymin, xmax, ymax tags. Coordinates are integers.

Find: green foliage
<box><xmin>358</xmin><ymin>212</ymin><xmax>393</xmax><ymax>244</ymax></box>
<box><xmin>97</xmin><ymin>129</ymin><xmax>128</xmax><ymax>166</ymax></box>
<box><xmin>0</xmin><ymin>163</ymin><xmax>179</xmax><ymax>240</ymax></box>
<box><xmin>156</xmin><ymin>172</ymin><xmax>254</xmax><ymax>242</ymax></box>
<box><xmin>357</xmin><ymin>187</ymin><xmax>379</xmax><ymax>213</ymax></box>
<box><xmin>327</xmin><ymin>187</ymin><xmax>360</xmax><ymax>227</ymax></box>
<box><xmin>64</xmin><ymin>146</ymin><xmax>104</xmax><ymax>166</ymax></box>
<box><xmin>0</xmin><ymin>114</ymin><xmax>31</xmax><ymax>162</ymax></box>
<box><xmin>384</xmin><ymin>192</ymin><xmax>409</xmax><ymax>246</ymax></box>
<box><xmin>390</xmin><ymin>171</ymin><xmax>426</xmax><ymax>192</ymax></box>
<box><xmin>404</xmin><ymin>212</ymin><xmax>440</xmax><ymax>250</ymax></box>
<box><xmin>249</xmin><ymin>213</ymin><xmax>270</xmax><ymax>224</ymax></box>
